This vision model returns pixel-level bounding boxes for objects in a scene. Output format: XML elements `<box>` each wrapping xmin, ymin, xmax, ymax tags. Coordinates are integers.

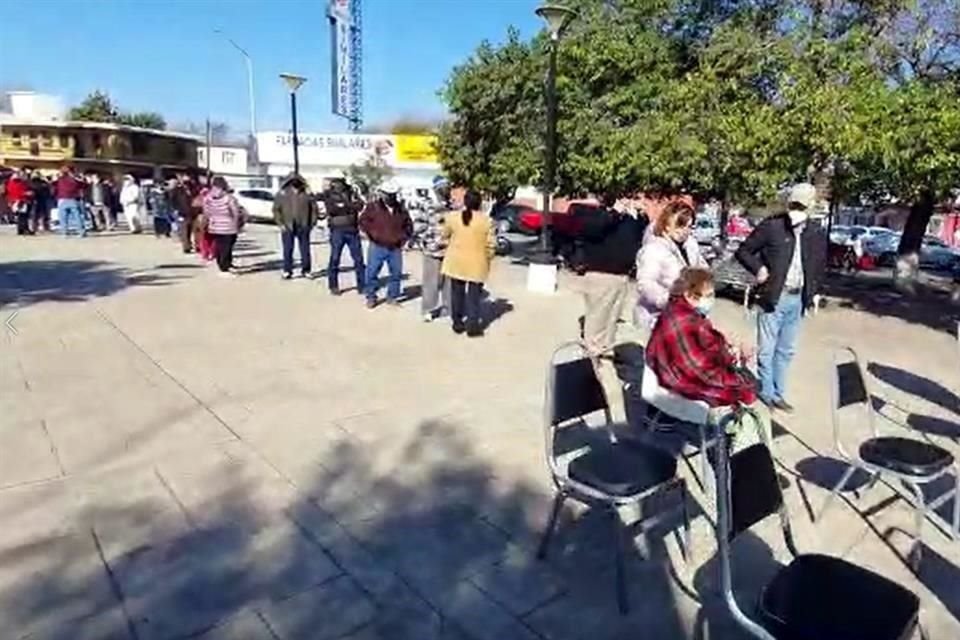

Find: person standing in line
<box><xmin>418</xmin><ymin>181</ymin><xmax>453</xmax><ymax>321</ymax></box>
<box><xmin>87</xmin><ymin>174</ymin><xmax>111</xmax><ymax>232</ymax></box>
<box><xmin>634</xmin><ymin>201</ymin><xmax>705</xmax><ymax>332</ymax></box>
<box><xmin>193</xmin><ymin>174</ymin><xmax>215</xmax><ymax>261</ymax></box>
<box><xmin>735</xmin><ymin>183</ymin><xmax>826</xmax><ymax>413</ymax></box>
<box><xmin>359</xmin><ymin>180</ymin><xmax>413</xmax><ymax>308</ymax></box>
<box><xmin>577</xmin><ymin>194</ymin><xmax>646</xmax><ymax>419</ymax></box>
<box><xmin>273</xmin><ymin>173</ymin><xmax>317</xmax><ymax>279</ymax></box>
<box><xmin>30</xmin><ymin>172</ymin><xmax>51</xmax><ymax>233</ymax></box>
<box><xmin>202</xmin><ymin>176</ymin><xmax>243</xmax><ymax>277</ymax></box>
<box><xmin>119</xmin><ymin>175</ymin><xmax>144</xmax><ymax>233</ymax></box>
<box><xmin>55</xmin><ymin>165</ymin><xmax>86</xmax><ymax>238</ymax></box>
<box><xmin>323</xmin><ymin>178</ymin><xmax>365</xmax><ymax>295</ymax></box>
<box><xmin>170</xmin><ymin>174</ymin><xmax>195</xmax><ymax>253</ymax></box>
<box><xmin>441</xmin><ymin>190</ymin><xmax>495</xmax><ymax>337</ymax></box>
<box><xmin>7</xmin><ymin>169</ymin><xmax>34</xmax><ymax>236</ymax></box>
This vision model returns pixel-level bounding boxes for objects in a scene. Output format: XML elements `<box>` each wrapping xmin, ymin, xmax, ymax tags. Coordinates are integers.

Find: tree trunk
<box><xmin>894</xmin><ymin>189</ymin><xmax>936</xmax><ymax>291</ymax></box>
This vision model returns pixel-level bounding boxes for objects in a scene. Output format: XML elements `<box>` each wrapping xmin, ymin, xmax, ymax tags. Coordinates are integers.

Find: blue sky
<box><xmin>0</xmin><ymin>0</ymin><xmax>541</xmax><ymax>135</ymax></box>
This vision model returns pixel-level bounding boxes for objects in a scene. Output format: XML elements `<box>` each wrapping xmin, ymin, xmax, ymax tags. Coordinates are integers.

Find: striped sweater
<box><xmin>203</xmin><ymin>188</ymin><xmax>240</xmax><ymax>235</ymax></box>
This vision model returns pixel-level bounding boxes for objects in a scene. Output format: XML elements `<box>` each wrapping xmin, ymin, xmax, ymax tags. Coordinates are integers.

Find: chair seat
<box><xmin>758</xmin><ymin>554</ymin><xmax>919</xmax><ymax>640</ymax></box>
<box><xmin>568</xmin><ymin>443</ymin><xmax>677</xmax><ymax>497</ymax></box>
<box><xmin>641</xmin><ymin>364</ymin><xmax>711</xmax><ymax>425</ymax></box>
<box><xmin>859</xmin><ymin>436</ymin><xmax>953</xmax><ymax>476</ymax></box>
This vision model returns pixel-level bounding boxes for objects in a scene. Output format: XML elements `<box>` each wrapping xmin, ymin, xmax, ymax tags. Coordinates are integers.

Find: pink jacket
<box><xmin>202</xmin><ymin>188</ymin><xmax>241</xmax><ymax>235</ymax></box>
<box><xmin>634</xmin><ymin>231</ymin><xmax>705</xmax><ymax>328</ymax></box>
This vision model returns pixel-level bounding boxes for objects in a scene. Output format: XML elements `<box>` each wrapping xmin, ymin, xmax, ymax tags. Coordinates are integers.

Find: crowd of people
<box><xmin>577</xmin><ymin>182</ymin><xmax>827</xmax><ymax>439</ymax></box>
<box><xmin>3</xmin><ymin>163</ymin><xmax>826</xmax><ymax>388</ymax></box>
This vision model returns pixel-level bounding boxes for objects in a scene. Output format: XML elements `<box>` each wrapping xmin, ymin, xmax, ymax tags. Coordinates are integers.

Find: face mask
<box><xmin>788</xmin><ymin>210</ymin><xmax>808</xmax><ymax>227</ymax></box>
<box><xmin>694</xmin><ymin>294</ymin><xmax>715</xmax><ymax>316</ymax></box>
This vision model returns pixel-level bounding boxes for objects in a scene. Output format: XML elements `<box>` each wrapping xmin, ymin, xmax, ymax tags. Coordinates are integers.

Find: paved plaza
<box><xmin>2</xmin><ymin>224</ymin><xmax>960</xmax><ymax>639</ymax></box>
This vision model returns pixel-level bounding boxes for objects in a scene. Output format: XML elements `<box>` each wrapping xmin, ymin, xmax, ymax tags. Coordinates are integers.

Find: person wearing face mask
<box><xmin>735</xmin><ymin>182</ymin><xmax>827</xmax><ymax>413</ymax></box>
<box><xmin>646</xmin><ymin>267</ymin><xmax>771</xmax><ymax>451</ymax></box>
<box><xmin>634</xmin><ymin>201</ymin><xmax>706</xmax><ymax>333</ymax></box>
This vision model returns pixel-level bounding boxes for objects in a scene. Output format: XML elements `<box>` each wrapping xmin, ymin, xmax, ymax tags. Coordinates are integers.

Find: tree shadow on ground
<box><xmin>0</xmin><ymin>413</ymin><xmax>728</xmax><ymax>640</ymax></box>
<box><xmin>822</xmin><ymin>272</ymin><xmax>958</xmax><ymax>334</ymax></box>
<box><xmin>0</xmin><ymin>260</ymin><xmax>186</xmax><ymax>310</ymax></box>
<box><xmin>868</xmin><ymin>363</ymin><xmax>960</xmax><ymax>416</ymax></box>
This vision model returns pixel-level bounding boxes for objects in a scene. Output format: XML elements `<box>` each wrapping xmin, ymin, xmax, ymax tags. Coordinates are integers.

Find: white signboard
<box><xmin>328</xmin><ymin>0</ymin><xmax>354</xmax><ymax>119</ymax></box>
<box><xmin>257</xmin><ymin>132</ymin><xmax>392</xmax><ymax>167</ymax></box>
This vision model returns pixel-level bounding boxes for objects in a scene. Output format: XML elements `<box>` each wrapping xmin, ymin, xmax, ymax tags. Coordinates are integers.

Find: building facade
<box><xmin>0</xmin><ymin>119</ymin><xmax>199</xmax><ymax>178</ymax></box>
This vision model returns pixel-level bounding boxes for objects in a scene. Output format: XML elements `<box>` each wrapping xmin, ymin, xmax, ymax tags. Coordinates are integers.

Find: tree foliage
<box><xmin>67</xmin><ymin>90</ymin><xmax>167</xmax><ymax>130</ymax></box>
<box><xmin>346</xmin><ymin>154</ymin><xmax>393</xmax><ymax>198</ymax></box>
<box><xmin>437</xmin><ymin>0</ymin><xmax>960</xmax><ymax>275</ymax></box>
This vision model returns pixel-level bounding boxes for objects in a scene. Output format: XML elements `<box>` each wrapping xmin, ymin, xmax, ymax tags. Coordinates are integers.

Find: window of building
<box><xmin>92</xmin><ymin>134</ymin><xmax>103</xmax><ymax>156</ymax></box>
<box><xmin>174</xmin><ymin>143</ymin><xmax>186</xmax><ymax>161</ymax></box>
<box><xmin>221</xmin><ymin>150</ymin><xmax>236</xmax><ymax>165</ymax></box>
<box><xmin>59</xmin><ymin>134</ymin><xmax>70</xmax><ymax>148</ymax></box>
<box><xmin>131</xmin><ymin>134</ymin><xmax>148</xmax><ymax>155</ymax></box>
<box><xmin>11</xmin><ymin>132</ymin><xmax>22</xmax><ymax>147</ymax></box>
<box><xmin>29</xmin><ymin>142</ymin><xmax>40</xmax><ymax>156</ymax></box>
<box><xmin>42</xmin><ymin>134</ymin><xmax>53</xmax><ymax>147</ymax></box>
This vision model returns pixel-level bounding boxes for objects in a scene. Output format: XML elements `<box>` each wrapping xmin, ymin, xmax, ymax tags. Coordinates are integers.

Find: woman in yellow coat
<box><xmin>441</xmin><ymin>190</ymin><xmax>495</xmax><ymax>336</ymax></box>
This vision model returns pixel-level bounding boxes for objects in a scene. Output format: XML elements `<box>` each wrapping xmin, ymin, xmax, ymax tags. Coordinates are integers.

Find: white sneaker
<box><xmin>218</xmin><ymin>271</ymin><xmax>237</xmax><ymax>278</ymax></box>
<box><xmin>422</xmin><ymin>312</ymin><xmax>434</xmax><ymax>323</ymax></box>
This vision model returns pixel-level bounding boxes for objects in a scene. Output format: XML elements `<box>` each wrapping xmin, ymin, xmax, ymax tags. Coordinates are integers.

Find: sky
<box><xmin>0</xmin><ymin>0</ymin><xmax>542</xmax><ymax>136</ymax></box>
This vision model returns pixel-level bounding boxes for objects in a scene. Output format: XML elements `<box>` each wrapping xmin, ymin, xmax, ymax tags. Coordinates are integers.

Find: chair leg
<box><xmin>612</xmin><ymin>507</ymin><xmax>629</xmax><ymax>615</ymax></box>
<box><xmin>537</xmin><ymin>492</ymin><xmax>566</xmax><ymax>560</ymax></box>
<box><xmin>908</xmin><ymin>482</ymin><xmax>925</xmax><ymax>571</ymax></box>
<box><xmin>815</xmin><ymin>464</ymin><xmax>859</xmax><ymax>522</ymax></box>
<box><xmin>680</xmin><ymin>481</ymin><xmax>692</xmax><ymax>562</ymax></box>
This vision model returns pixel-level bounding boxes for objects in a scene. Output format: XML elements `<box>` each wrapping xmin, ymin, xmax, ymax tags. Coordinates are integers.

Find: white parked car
<box><xmin>235</xmin><ymin>188</ymin><xmax>275</xmax><ymax>222</ymax></box>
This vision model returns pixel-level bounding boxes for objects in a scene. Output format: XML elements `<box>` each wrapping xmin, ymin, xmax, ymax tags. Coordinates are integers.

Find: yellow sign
<box><xmin>395</xmin><ymin>135</ymin><xmax>438</xmax><ymax>164</ymax></box>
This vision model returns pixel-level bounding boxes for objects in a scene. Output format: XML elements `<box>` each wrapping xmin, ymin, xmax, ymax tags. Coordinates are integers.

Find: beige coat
<box><xmin>440</xmin><ymin>211</ymin><xmax>495</xmax><ymax>283</ymax></box>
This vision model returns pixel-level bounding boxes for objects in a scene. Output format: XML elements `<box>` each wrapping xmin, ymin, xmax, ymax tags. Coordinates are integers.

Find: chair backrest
<box><xmin>543</xmin><ymin>342</ymin><xmax>612</xmax><ymax>478</ymax></box>
<box><xmin>830</xmin><ymin>347</ymin><xmax>877</xmax><ymax>452</ymax></box>
<box><xmin>713</xmin><ymin>411</ymin><xmax>796</xmax><ymax>640</ymax></box>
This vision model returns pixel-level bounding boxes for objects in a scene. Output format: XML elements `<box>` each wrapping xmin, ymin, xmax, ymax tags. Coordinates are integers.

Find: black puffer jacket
<box><xmin>735</xmin><ymin>213</ymin><xmax>827</xmax><ymax>312</ymax></box>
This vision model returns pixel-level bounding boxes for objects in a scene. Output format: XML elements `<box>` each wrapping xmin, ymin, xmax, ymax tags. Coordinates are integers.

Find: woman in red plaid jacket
<box><xmin>646</xmin><ymin>267</ymin><xmax>771</xmax><ymax>450</ymax></box>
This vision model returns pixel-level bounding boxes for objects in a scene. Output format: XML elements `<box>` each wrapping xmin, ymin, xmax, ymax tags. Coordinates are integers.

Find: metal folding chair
<box><xmin>538</xmin><ymin>341</ymin><xmax>690</xmax><ymax>614</ymax></box>
<box><xmin>714</xmin><ymin>408</ymin><xmax>922</xmax><ymax>640</ymax></box>
<box><xmin>817</xmin><ymin>347</ymin><xmax>959</xmax><ymax>567</ymax></box>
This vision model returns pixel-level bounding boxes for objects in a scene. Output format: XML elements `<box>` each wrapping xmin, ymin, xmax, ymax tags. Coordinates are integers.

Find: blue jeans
<box><xmin>281</xmin><ymin>223</ymin><xmax>312</xmax><ymax>275</ymax></box>
<box><xmin>365</xmin><ymin>243</ymin><xmax>403</xmax><ymax>301</ymax></box>
<box><xmin>328</xmin><ymin>228</ymin><xmax>365</xmax><ymax>291</ymax></box>
<box><xmin>756</xmin><ymin>292</ymin><xmax>803</xmax><ymax>403</ymax></box>
<box><xmin>58</xmin><ymin>199</ymin><xmax>85</xmax><ymax>237</ymax></box>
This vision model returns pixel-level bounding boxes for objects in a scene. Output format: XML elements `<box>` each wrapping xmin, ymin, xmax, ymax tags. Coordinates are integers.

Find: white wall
<box><xmin>197</xmin><ymin>146</ymin><xmax>249</xmax><ymax>175</ymax></box>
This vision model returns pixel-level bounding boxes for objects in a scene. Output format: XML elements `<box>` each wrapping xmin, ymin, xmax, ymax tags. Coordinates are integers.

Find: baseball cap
<box><xmin>787</xmin><ymin>183</ymin><xmax>816</xmax><ymax>210</ymax></box>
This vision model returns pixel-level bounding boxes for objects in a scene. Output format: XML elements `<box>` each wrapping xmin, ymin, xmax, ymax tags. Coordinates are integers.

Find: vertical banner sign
<box><xmin>328</xmin><ymin>0</ymin><xmax>353</xmax><ymax>119</ymax></box>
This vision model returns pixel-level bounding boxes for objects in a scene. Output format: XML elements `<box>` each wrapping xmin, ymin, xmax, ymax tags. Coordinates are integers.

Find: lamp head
<box><xmin>535</xmin><ymin>4</ymin><xmax>576</xmax><ymax>40</ymax></box>
<box><xmin>279</xmin><ymin>72</ymin><xmax>307</xmax><ymax>92</ymax></box>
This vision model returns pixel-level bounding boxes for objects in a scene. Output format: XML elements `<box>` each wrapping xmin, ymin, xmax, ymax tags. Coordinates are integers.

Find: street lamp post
<box><xmin>528</xmin><ymin>3</ymin><xmax>576</xmax><ymax>294</ymax></box>
<box><xmin>214</xmin><ymin>30</ymin><xmax>256</xmax><ymax>139</ymax></box>
<box><xmin>279</xmin><ymin>73</ymin><xmax>307</xmax><ymax>175</ymax></box>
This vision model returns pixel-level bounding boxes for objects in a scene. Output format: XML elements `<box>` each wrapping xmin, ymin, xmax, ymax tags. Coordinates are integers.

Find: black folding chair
<box><xmin>713</xmin><ymin>407</ymin><xmax>922</xmax><ymax>640</ymax></box>
<box><xmin>818</xmin><ymin>347</ymin><xmax>959</xmax><ymax>566</ymax></box>
<box><xmin>538</xmin><ymin>342</ymin><xmax>690</xmax><ymax>614</ymax></box>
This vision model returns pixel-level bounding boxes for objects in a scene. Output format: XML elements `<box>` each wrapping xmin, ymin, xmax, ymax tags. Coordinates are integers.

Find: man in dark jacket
<box><xmin>735</xmin><ymin>183</ymin><xmax>827</xmax><ymax>412</ymax></box>
<box><xmin>578</xmin><ymin>196</ymin><xmax>646</xmax><ymax>420</ymax></box>
<box><xmin>170</xmin><ymin>175</ymin><xmax>195</xmax><ymax>252</ymax></box>
<box><xmin>273</xmin><ymin>174</ymin><xmax>318</xmax><ymax>279</ymax></box>
<box><xmin>359</xmin><ymin>180</ymin><xmax>413</xmax><ymax>308</ymax></box>
<box><xmin>322</xmin><ymin>178</ymin><xmax>365</xmax><ymax>295</ymax></box>
<box><xmin>30</xmin><ymin>172</ymin><xmax>51</xmax><ymax>233</ymax></box>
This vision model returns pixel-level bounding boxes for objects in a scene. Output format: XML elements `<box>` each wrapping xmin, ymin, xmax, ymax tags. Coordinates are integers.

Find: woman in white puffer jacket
<box><xmin>634</xmin><ymin>201</ymin><xmax>705</xmax><ymax>330</ymax></box>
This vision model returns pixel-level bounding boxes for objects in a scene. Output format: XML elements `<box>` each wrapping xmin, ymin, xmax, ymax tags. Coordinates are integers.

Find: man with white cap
<box><xmin>736</xmin><ymin>182</ymin><xmax>826</xmax><ymax>412</ymax></box>
<box><xmin>358</xmin><ymin>179</ymin><xmax>413</xmax><ymax>308</ymax></box>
